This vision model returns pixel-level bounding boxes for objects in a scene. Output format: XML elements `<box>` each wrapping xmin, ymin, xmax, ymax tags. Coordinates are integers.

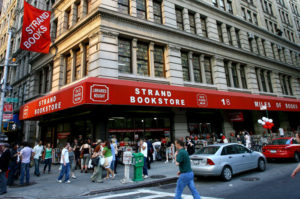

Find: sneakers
<box><xmin>165</xmin><ymin>160</ymin><xmax>168</xmax><ymax>164</ymax></box>
<box><xmin>57</xmin><ymin>180</ymin><xmax>62</xmax><ymax>183</ymax></box>
<box><xmin>144</xmin><ymin>175</ymin><xmax>149</xmax><ymax>179</ymax></box>
<box><xmin>65</xmin><ymin>180</ymin><xmax>71</xmax><ymax>184</ymax></box>
<box><xmin>72</xmin><ymin>175</ymin><xmax>77</xmax><ymax>179</ymax></box>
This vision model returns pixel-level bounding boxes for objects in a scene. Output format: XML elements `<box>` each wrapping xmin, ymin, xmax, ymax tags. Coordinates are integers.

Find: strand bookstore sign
<box><xmin>20</xmin><ymin>0</ymin><xmax>51</xmax><ymax>54</ymax></box>
<box><xmin>19</xmin><ymin>77</ymin><xmax>300</xmax><ymax>120</ymax></box>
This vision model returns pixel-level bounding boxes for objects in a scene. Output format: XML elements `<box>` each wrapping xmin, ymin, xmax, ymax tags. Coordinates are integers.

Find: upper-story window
<box><xmin>212</xmin><ymin>0</ymin><xmax>218</xmax><ymax>7</ymax></box>
<box><xmin>84</xmin><ymin>43</ymin><xmax>90</xmax><ymax>76</ymax></box>
<box><xmin>137</xmin><ymin>0</ymin><xmax>147</xmax><ymax>19</ymax></box>
<box><xmin>217</xmin><ymin>22</ymin><xmax>223</xmax><ymax>43</ymax></box>
<box><xmin>204</xmin><ymin>57</ymin><xmax>213</xmax><ymax>85</ymax></box>
<box><xmin>66</xmin><ymin>8</ymin><xmax>72</xmax><ymax>29</ymax></box>
<box><xmin>118</xmin><ymin>38</ymin><xmax>132</xmax><ymax>74</ymax></box>
<box><xmin>118</xmin><ymin>0</ymin><xmax>129</xmax><ymax>14</ymax></box>
<box><xmin>153</xmin><ymin>0</ymin><xmax>162</xmax><ymax>24</ymax></box>
<box><xmin>192</xmin><ymin>55</ymin><xmax>202</xmax><ymax>83</ymax></box>
<box><xmin>227</xmin><ymin>1</ymin><xmax>233</xmax><ymax>14</ymax></box>
<box><xmin>231</xmin><ymin>63</ymin><xmax>239</xmax><ymax>88</ymax></box>
<box><xmin>219</xmin><ymin>0</ymin><xmax>225</xmax><ymax>10</ymax></box>
<box><xmin>154</xmin><ymin>45</ymin><xmax>165</xmax><ymax>78</ymax></box>
<box><xmin>176</xmin><ymin>8</ymin><xmax>184</xmax><ymax>30</ymax></box>
<box><xmin>65</xmin><ymin>54</ymin><xmax>72</xmax><ymax>85</ymax></box>
<box><xmin>75</xmin><ymin>48</ymin><xmax>81</xmax><ymax>80</ymax></box>
<box><xmin>75</xmin><ymin>1</ymin><xmax>82</xmax><ymax>22</ymax></box>
<box><xmin>189</xmin><ymin>12</ymin><xmax>196</xmax><ymax>34</ymax></box>
<box><xmin>181</xmin><ymin>52</ymin><xmax>190</xmax><ymax>81</ymax></box>
<box><xmin>137</xmin><ymin>42</ymin><xmax>149</xmax><ymax>75</ymax></box>
<box><xmin>242</xmin><ymin>7</ymin><xmax>246</xmax><ymax>20</ymax></box>
<box><xmin>253</xmin><ymin>13</ymin><xmax>258</xmax><ymax>25</ymax></box>
<box><xmin>201</xmin><ymin>16</ymin><xmax>208</xmax><ymax>38</ymax></box>
<box><xmin>226</xmin><ymin>26</ymin><xmax>233</xmax><ymax>46</ymax></box>
<box><xmin>247</xmin><ymin>10</ymin><xmax>252</xmax><ymax>23</ymax></box>
<box><xmin>235</xmin><ymin>29</ymin><xmax>241</xmax><ymax>48</ymax></box>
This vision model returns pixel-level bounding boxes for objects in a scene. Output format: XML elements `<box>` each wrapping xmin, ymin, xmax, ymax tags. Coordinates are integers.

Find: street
<box><xmin>84</xmin><ymin>161</ymin><xmax>300</xmax><ymax>199</ymax></box>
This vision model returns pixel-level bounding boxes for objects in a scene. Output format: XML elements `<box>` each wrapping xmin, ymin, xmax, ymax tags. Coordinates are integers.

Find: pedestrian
<box><xmin>110</xmin><ymin>139</ymin><xmax>116</xmax><ymax>176</ymax></box>
<box><xmin>174</xmin><ymin>139</ymin><xmax>201</xmax><ymax>199</ymax></box>
<box><xmin>73</xmin><ymin>139</ymin><xmax>81</xmax><ymax>170</ymax></box>
<box><xmin>7</xmin><ymin>143</ymin><xmax>19</xmax><ymax>186</ymax></box>
<box><xmin>0</xmin><ymin>143</ymin><xmax>11</xmax><ymax>195</ymax></box>
<box><xmin>245</xmin><ymin>132</ymin><xmax>251</xmax><ymax>149</ymax></box>
<box><xmin>279</xmin><ymin>128</ymin><xmax>284</xmax><ymax>137</ymax></box>
<box><xmin>57</xmin><ymin>143</ymin><xmax>71</xmax><ymax>183</ymax></box>
<box><xmin>165</xmin><ymin>138</ymin><xmax>175</xmax><ymax>163</ymax></box>
<box><xmin>68</xmin><ymin>145</ymin><xmax>76</xmax><ymax>179</ymax></box>
<box><xmin>90</xmin><ymin>140</ymin><xmax>103</xmax><ymax>183</ymax></box>
<box><xmin>111</xmin><ymin>138</ymin><xmax>119</xmax><ymax>174</ymax></box>
<box><xmin>220</xmin><ymin>134</ymin><xmax>229</xmax><ymax>143</ymax></box>
<box><xmin>139</xmin><ymin>139</ymin><xmax>148</xmax><ymax>179</ymax></box>
<box><xmin>33</xmin><ymin>140</ymin><xmax>44</xmax><ymax>176</ymax></box>
<box><xmin>19</xmin><ymin>142</ymin><xmax>34</xmax><ymax>185</ymax></box>
<box><xmin>153</xmin><ymin>139</ymin><xmax>162</xmax><ymax>161</ymax></box>
<box><xmin>80</xmin><ymin>140</ymin><xmax>91</xmax><ymax>173</ymax></box>
<box><xmin>185</xmin><ymin>136</ymin><xmax>195</xmax><ymax>155</ymax></box>
<box><xmin>102</xmin><ymin>140</ymin><xmax>115</xmax><ymax>180</ymax></box>
<box><xmin>292</xmin><ymin>132</ymin><xmax>300</xmax><ymax>178</ymax></box>
<box><xmin>43</xmin><ymin>143</ymin><xmax>53</xmax><ymax>174</ymax></box>
<box><xmin>146</xmin><ymin>138</ymin><xmax>154</xmax><ymax>169</ymax></box>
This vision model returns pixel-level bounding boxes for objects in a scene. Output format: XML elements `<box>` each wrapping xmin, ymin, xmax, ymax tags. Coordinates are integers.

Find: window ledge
<box><xmin>228</xmin><ymin>87</ymin><xmax>251</xmax><ymax>93</ymax></box>
<box><xmin>278</xmin><ymin>94</ymin><xmax>297</xmax><ymax>99</ymax></box>
<box><xmin>183</xmin><ymin>82</ymin><xmax>217</xmax><ymax>90</ymax></box>
<box><xmin>118</xmin><ymin>73</ymin><xmax>170</xmax><ymax>85</ymax></box>
<box><xmin>258</xmin><ymin>91</ymin><xmax>278</xmax><ymax>97</ymax></box>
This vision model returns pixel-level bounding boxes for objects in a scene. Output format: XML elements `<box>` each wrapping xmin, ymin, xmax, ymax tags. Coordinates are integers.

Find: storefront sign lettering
<box><xmin>197</xmin><ymin>94</ymin><xmax>208</xmax><ymax>107</ymax></box>
<box><xmin>90</xmin><ymin>84</ymin><xmax>109</xmax><ymax>102</ymax></box>
<box><xmin>130</xmin><ymin>88</ymin><xmax>185</xmax><ymax>106</ymax></box>
<box><xmin>73</xmin><ymin>86</ymin><xmax>83</xmax><ymax>104</ymax></box>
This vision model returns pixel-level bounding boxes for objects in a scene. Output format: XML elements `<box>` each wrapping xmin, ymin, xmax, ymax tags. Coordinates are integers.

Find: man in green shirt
<box><xmin>174</xmin><ymin>139</ymin><xmax>201</xmax><ymax>199</ymax></box>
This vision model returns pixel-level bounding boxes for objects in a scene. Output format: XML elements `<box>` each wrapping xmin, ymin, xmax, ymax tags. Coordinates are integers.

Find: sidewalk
<box><xmin>2</xmin><ymin>161</ymin><xmax>178</xmax><ymax>199</ymax></box>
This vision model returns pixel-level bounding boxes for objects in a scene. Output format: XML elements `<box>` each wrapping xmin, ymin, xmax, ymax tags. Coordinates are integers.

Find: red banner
<box><xmin>19</xmin><ymin>77</ymin><xmax>300</xmax><ymax>120</ymax></box>
<box><xmin>20</xmin><ymin>0</ymin><xmax>51</xmax><ymax>54</ymax></box>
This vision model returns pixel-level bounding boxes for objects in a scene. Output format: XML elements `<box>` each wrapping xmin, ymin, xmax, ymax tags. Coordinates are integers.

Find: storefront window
<box><xmin>108</xmin><ymin>116</ymin><xmax>171</xmax><ymax>145</ymax></box>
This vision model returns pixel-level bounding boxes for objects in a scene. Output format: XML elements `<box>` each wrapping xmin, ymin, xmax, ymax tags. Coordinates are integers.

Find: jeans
<box><xmin>20</xmin><ymin>163</ymin><xmax>30</xmax><ymax>185</ymax></box>
<box><xmin>43</xmin><ymin>158</ymin><xmax>52</xmax><ymax>172</ymax></box>
<box><xmin>0</xmin><ymin>172</ymin><xmax>7</xmax><ymax>194</ymax></box>
<box><xmin>34</xmin><ymin>158</ymin><xmax>40</xmax><ymax>175</ymax></box>
<box><xmin>58</xmin><ymin>163</ymin><xmax>70</xmax><ymax>182</ymax></box>
<box><xmin>7</xmin><ymin>163</ymin><xmax>17</xmax><ymax>185</ymax></box>
<box><xmin>174</xmin><ymin>171</ymin><xmax>201</xmax><ymax>199</ymax></box>
<box><xmin>143</xmin><ymin>157</ymin><xmax>148</xmax><ymax>176</ymax></box>
<box><xmin>114</xmin><ymin>156</ymin><xmax>119</xmax><ymax>173</ymax></box>
<box><xmin>110</xmin><ymin>160</ymin><xmax>115</xmax><ymax>171</ymax></box>
<box><xmin>90</xmin><ymin>165</ymin><xmax>103</xmax><ymax>182</ymax></box>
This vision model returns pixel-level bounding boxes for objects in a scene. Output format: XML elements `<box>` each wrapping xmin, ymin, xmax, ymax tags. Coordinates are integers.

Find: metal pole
<box><xmin>0</xmin><ymin>28</ymin><xmax>13</xmax><ymax>135</ymax></box>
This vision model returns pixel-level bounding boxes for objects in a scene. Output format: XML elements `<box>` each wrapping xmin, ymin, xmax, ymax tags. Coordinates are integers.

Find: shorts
<box><xmin>81</xmin><ymin>154</ymin><xmax>90</xmax><ymax>166</ymax></box>
<box><xmin>104</xmin><ymin>156</ymin><xmax>113</xmax><ymax>169</ymax></box>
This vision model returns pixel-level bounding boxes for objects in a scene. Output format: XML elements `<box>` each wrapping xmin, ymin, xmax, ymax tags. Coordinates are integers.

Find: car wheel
<box><xmin>257</xmin><ymin>158</ymin><xmax>266</xmax><ymax>171</ymax></box>
<box><xmin>221</xmin><ymin>166</ymin><xmax>232</xmax><ymax>181</ymax></box>
<box><xmin>294</xmin><ymin>153</ymin><xmax>300</xmax><ymax>162</ymax></box>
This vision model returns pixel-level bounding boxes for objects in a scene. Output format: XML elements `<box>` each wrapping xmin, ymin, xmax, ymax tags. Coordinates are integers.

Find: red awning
<box><xmin>19</xmin><ymin>77</ymin><xmax>300</xmax><ymax>120</ymax></box>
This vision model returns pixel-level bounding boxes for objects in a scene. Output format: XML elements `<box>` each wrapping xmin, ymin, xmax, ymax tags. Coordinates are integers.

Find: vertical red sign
<box><xmin>20</xmin><ymin>0</ymin><xmax>51</xmax><ymax>54</ymax></box>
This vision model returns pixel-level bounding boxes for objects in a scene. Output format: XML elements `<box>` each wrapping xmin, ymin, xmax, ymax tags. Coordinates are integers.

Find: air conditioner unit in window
<box><xmin>248</xmin><ymin>33</ymin><xmax>254</xmax><ymax>39</ymax></box>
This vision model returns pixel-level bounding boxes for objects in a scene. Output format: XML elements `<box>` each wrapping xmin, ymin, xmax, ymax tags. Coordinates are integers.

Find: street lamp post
<box><xmin>0</xmin><ymin>28</ymin><xmax>13</xmax><ymax>136</ymax></box>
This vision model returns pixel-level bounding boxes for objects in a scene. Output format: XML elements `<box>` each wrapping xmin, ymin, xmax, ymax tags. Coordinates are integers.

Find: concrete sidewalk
<box><xmin>2</xmin><ymin>161</ymin><xmax>178</xmax><ymax>199</ymax></box>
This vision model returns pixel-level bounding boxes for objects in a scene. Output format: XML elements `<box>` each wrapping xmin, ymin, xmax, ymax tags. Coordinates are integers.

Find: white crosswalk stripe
<box><xmin>91</xmin><ymin>189</ymin><xmax>224</xmax><ymax>199</ymax></box>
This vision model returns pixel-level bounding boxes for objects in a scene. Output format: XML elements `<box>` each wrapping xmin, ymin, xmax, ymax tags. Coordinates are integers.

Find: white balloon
<box><xmin>269</xmin><ymin>119</ymin><xmax>273</xmax><ymax>123</ymax></box>
<box><xmin>258</xmin><ymin>119</ymin><xmax>263</xmax><ymax>124</ymax></box>
<box><xmin>262</xmin><ymin>117</ymin><xmax>267</xmax><ymax>121</ymax></box>
<box><xmin>262</xmin><ymin>122</ymin><xmax>266</xmax><ymax>125</ymax></box>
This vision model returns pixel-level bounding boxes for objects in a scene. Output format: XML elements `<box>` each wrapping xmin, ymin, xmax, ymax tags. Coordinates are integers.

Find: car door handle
<box><xmin>242</xmin><ymin>155</ymin><xmax>245</xmax><ymax>157</ymax></box>
<box><xmin>229</xmin><ymin>156</ymin><xmax>232</xmax><ymax>159</ymax></box>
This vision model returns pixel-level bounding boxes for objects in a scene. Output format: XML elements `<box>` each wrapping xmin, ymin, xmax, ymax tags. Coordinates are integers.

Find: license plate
<box><xmin>270</xmin><ymin>150</ymin><xmax>276</xmax><ymax>153</ymax></box>
<box><xmin>193</xmin><ymin>160</ymin><xmax>199</xmax><ymax>165</ymax></box>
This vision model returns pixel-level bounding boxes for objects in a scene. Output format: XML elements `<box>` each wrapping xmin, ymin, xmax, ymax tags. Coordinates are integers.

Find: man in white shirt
<box><xmin>33</xmin><ymin>141</ymin><xmax>44</xmax><ymax>176</ymax></box>
<box><xmin>57</xmin><ymin>143</ymin><xmax>71</xmax><ymax>183</ymax></box>
<box><xmin>20</xmin><ymin>142</ymin><xmax>34</xmax><ymax>185</ymax></box>
<box><xmin>139</xmin><ymin>139</ymin><xmax>148</xmax><ymax>179</ymax></box>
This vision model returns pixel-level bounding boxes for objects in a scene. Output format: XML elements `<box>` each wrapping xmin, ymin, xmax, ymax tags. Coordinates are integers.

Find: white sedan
<box><xmin>190</xmin><ymin>143</ymin><xmax>267</xmax><ymax>181</ymax></box>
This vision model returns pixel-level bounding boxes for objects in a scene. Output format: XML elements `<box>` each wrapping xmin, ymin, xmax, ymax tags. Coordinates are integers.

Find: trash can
<box><xmin>132</xmin><ymin>153</ymin><xmax>144</xmax><ymax>181</ymax></box>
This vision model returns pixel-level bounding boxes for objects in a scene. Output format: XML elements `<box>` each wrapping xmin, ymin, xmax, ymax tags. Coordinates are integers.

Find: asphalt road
<box><xmin>87</xmin><ymin>161</ymin><xmax>300</xmax><ymax>199</ymax></box>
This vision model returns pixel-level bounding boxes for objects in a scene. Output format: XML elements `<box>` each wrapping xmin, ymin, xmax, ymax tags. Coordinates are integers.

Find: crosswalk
<box><xmin>91</xmin><ymin>189</ymin><xmax>224</xmax><ymax>199</ymax></box>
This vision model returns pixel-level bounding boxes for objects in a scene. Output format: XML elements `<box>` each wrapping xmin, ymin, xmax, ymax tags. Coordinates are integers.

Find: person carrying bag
<box><xmin>90</xmin><ymin>140</ymin><xmax>104</xmax><ymax>183</ymax></box>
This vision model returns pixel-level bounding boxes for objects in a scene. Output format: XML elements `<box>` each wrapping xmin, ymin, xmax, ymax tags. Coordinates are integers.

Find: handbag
<box><xmin>99</xmin><ymin>156</ymin><xmax>105</xmax><ymax>166</ymax></box>
<box><xmin>91</xmin><ymin>157</ymin><xmax>100</xmax><ymax>166</ymax></box>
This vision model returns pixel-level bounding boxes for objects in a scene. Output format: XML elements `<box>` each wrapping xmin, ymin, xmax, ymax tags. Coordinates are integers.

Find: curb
<box><xmin>82</xmin><ymin>176</ymin><xmax>178</xmax><ymax>196</ymax></box>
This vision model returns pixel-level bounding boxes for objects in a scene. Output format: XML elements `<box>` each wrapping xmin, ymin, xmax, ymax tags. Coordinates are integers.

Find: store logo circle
<box><xmin>197</xmin><ymin>94</ymin><xmax>208</xmax><ymax>107</ymax></box>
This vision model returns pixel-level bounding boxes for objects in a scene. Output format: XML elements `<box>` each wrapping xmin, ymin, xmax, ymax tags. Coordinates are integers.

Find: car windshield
<box><xmin>270</xmin><ymin>139</ymin><xmax>291</xmax><ymax>145</ymax></box>
<box><xmin>195</xmin><ymin>146</ymin><xmax>220</xmax><ymax>155</ymax></box>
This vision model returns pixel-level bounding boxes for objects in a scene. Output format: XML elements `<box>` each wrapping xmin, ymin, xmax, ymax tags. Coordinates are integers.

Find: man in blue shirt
<box><xmin>174</xmin><ymin>139</ymin><xmax>201</xmax><ymax>199</ymax></box>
